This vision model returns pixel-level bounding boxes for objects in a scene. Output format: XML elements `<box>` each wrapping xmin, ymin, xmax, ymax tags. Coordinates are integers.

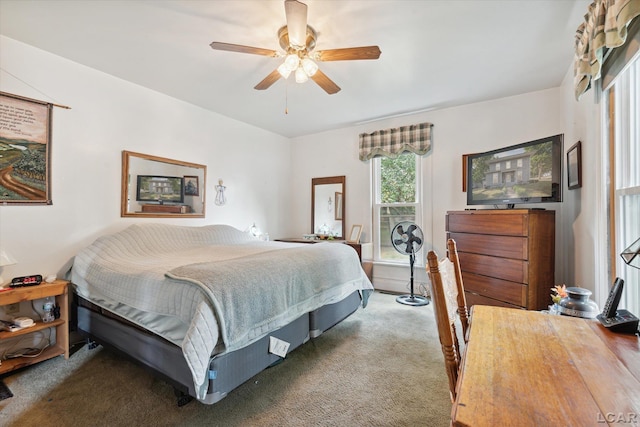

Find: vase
<box><xmin>558</xmin><ymin>287</ymin><xmax>599</xmax><ymax>318</ymax></box>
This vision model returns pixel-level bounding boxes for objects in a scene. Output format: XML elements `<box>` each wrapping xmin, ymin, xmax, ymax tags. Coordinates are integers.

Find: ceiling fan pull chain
<box><xmin>285</xmin><ymin>81</ymin><xmax>289</xmax><ymax>114</ymax></box>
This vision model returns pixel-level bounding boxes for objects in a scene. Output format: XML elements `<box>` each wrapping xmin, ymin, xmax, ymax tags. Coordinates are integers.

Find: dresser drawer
<box><xmin>449</xmin><ymin>232</ymin><xmax>528</xmax><ymax>260</ymax></box>
<box><xmin>458</xmin><ymin>252</ymin><xmax>528</xmax><ymax>284</ymax></box>
<box><xmin>464</xmin><ymin>291</ymin><xmax>523</xmax><ymax>310</ymax></box>
<box><xmin>463</xmin><ymin>272</ymin><xmax>527</xmax><ymax>306</ymax></box>
<box><xmin>447</xmin><ymin>212</ymin><xmax>528</xmax><ymax>236</ymax></box>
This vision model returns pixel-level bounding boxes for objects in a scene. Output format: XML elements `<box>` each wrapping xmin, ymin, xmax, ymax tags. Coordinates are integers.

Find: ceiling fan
<box><xmin>210</xmin><ymin>0</ymin><xmax>381</xmax><ymax>95</ymax></box>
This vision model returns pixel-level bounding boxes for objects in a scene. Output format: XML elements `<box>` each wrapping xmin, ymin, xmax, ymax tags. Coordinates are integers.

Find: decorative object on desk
<box><xmin>567</xmin><ymin>141</ymin><xmax>582</xmax><ymax>190</ymax></box>
<box><xmin>621</xmin><ymin>236</ymin><xmax>640</xmax><ymax>269</ymax></box>
<box><xmin>0</xmin><ymin>250</ymin><xmax>18</xmax><ymax>286</ymax></box>
<box><xmin>550</xmin><ymin>284</ymin><xmax>567</xmax><ymax>304</ymax></box>
<box><xmin>391</xmin><ymin>221</ymin><xmax>428</xmax><ymax>306</ymax></box>
<box><xmin>302</xmin><ymin>234</ymin><xmax>316</xmax><ymax>240</ymax></box>
<box><xmin>557</xmin><ymin>286</ymin><xmax>599</xmax><ymax>318</ymax></box>
<box><xmin>215</xmin><ymin>179</ymin><xmax>226</xmax><ymax>206</ymax></box>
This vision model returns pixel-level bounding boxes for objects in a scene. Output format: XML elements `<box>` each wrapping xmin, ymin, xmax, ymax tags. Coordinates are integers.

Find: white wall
<box><xmin>0</xmin><ymin>36</ymin><xmax>292</xmax><ymax>282</ymax></box>
<box><xmin>559</xmin><ymin>66</ymin><xmax>605</xmax><ymax>302</ymax></box>
<box><xmin>0</xmin><ymin>34</ymin><xmax>605</xmax><ymax>306</ymax></box>
<box><xmin>291</xmin><ymin>89</ymin><xmax>568</xmax><ymax>293</ymax></box>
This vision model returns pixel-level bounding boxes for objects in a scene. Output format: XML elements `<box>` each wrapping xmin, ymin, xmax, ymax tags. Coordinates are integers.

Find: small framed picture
<box><xmin>567</xmin><ymin>141</ymin><xmax>582</xmax><ymax>190</ymax></box>
<box><xmin>184</xmin><ymin>175</ymin><xmax>199</xmax><ymax>196</ymax></box>
<box><xmin>347</xmin><ymin>224</ymin><xmax>362</xmax><ymax>244</ymax></box>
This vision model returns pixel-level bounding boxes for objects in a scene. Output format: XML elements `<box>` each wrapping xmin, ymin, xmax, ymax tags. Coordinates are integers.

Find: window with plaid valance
<box><xmin>574</xmin><ymin>0</ymin><xmax>640</xmax><ymax>100</ymax></box>
<box><xmin>358</xmin><ymin>122</ymin><xmax>433</xmax><ymax>161</ymax></box>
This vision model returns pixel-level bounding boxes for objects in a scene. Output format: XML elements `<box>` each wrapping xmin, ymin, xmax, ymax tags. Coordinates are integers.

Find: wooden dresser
<box><xmin>446</xmin><ymin>209</ymin><xmax>555</xmax><ymax>310</ymax></box>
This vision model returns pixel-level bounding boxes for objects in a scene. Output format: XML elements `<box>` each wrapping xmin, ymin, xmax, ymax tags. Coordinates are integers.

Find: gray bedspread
<box><xmin>71</xmin><ymin>223</ymin><xmax>373</xmax><ymax>401</ymax></box>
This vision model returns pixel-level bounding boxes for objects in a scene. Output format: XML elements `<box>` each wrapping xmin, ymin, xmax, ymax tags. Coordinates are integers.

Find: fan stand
<box><xmin>396</xmin><ymin>252</ymin><xmax>430</xmax><ymax>306</ymax></box>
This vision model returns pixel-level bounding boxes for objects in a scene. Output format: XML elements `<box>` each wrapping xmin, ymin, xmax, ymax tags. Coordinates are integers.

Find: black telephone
<box><xmin>596</xmin><ymin>277</ymin><xmax>639</xmax><ymax>334</ymax></box>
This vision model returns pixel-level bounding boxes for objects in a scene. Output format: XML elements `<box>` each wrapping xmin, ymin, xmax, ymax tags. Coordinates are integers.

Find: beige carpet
<box><xmin>0</xmin><ymin>291</ymin><xmax>451</xmax><ymax>426</ymax></box>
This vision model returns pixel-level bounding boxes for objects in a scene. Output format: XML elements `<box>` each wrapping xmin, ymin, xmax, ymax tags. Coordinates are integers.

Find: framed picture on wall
<box><xmin>0</xmin><ymin>92</ymin><xmax>53</xmax><ymax>205</ymax></box>
<box><xmin>567</xmin><ymin>141</ymin><xmax>582</xmax><ymax>190</ymax></box>
<box><xmin>184</xmin><ymin>175</ymin><xmax>199</xmax><ymax>196</ymax></box>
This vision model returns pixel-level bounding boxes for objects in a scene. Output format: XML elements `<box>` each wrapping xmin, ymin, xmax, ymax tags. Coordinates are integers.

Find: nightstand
<box><xmin>0</xmin><ymin>280</ymin><xmax>69</xmax><ymax>374</ymax></box>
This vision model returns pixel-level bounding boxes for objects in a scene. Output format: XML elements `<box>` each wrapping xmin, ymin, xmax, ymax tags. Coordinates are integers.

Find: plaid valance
<box><xmin>574</xmin><ymin>0</ymin><xmax>640</xmax><ymax>100</ymax></box>
<box><xmin>358</xmin><ymin>122</ymin><xmax>433</xmax><ymax>161</ymax></box>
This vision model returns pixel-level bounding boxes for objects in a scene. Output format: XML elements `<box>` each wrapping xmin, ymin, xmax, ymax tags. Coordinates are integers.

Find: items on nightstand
<box><xmin>0</xmin><ymin>250</ymin><xmax>18</xmax><ymax>287</ymax></box>
<box><xmin>9</xmin><ymin>274</ymin><xmax>42</xmax><ymax>288</ymax></box>
<box><xmin>0</xmin><ymin>318</ymin><xmax>34</xmax><ymax>332</ymax></box>
<box><xmin>42</xmin><ymin>297</ymin><xmax>55</xmax><ymax>323</ymax></box>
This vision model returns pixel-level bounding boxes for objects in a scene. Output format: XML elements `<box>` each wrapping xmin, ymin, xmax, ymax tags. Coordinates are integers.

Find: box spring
<box><xmin>309</xmin><ymin>290</ymin><xmax>361</xmax><ymax>338</ymax></box>
<box><xmin>77</xmin><ymin>301</ymin><xmax>309</xmax><ymax>404</ymax></box>
<box><xmin>76</xmin><ymin>291</ymin><xmax>361</xmax><ymax>404</ymax></box>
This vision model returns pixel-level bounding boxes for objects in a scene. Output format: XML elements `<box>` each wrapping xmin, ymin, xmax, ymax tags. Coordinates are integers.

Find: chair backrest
<box><xmin>447</xmin><ymin>239</ymin><xmax>469</xmax><ymax>338</ymax></box>
<box><xmin>426</xmin><ymin>238</ymin><xmax>469</xmax><ymax>402</ymax></box>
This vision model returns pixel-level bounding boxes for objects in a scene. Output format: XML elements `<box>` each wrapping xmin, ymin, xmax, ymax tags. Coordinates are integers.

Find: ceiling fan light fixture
<box><xmin>295</xmin><ymin>67</ymin><xmax>309</xmax><ymax>83</ymax></box>
<box><xmin>301</xmin><ymin>57</ymin><xmax>318</xmax><ymax>76</ymax></box>
<box><xmin>284</xmin><ymin>53</ymin><xmax>300</xmax><ymax>71</ymax></box>
<box><xmin>277</xmin><ymin>63</ymin><xmax>292</xmax><ymax>79</ymax></box>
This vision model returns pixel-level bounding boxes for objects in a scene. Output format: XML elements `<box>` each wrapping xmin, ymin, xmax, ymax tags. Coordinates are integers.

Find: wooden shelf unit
<box><xmin>446</xmin><ymin>209</ymin><xmax>555</xmax><ymax>310</ymax></box>
<box><xmin>0</xmin><ymin>280</ymin><xmax>69</xmax><ymax>374</ymax></box>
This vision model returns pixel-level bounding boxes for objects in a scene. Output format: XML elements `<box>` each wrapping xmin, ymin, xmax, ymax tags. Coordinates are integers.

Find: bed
<box><xmin>70</xmin><ymin>223</ymin><xmax>373</xmax><ymax>405</ymax></box>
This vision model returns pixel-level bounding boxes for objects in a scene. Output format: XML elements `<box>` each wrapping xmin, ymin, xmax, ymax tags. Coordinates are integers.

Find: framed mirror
<box><xmin>311</xmin><ymin>176</ymin><xmax>345</xmax><ymax>238</ymax></box>
<box><xmin>121</xmin><ymin>150</ymin><xmax>206</xmax><ymax>218</ymax></box>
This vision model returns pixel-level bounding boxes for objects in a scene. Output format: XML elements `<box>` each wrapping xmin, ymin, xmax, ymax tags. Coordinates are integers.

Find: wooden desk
<box><xmin>453</xmin><ymin>305</ymin><xmax>640</xmax><ymax>426</ymax></box>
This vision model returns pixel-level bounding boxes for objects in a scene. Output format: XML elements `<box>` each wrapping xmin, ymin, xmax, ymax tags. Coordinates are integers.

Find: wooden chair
<box><xmin>446</xmin><ymin>239</ymin><xmax>469</xmax><ymax>337</ymax></box>
<box><xmin>426</xmin><ymin>238</ymin><xmax>469</xmax><ymax>402</ymax></box>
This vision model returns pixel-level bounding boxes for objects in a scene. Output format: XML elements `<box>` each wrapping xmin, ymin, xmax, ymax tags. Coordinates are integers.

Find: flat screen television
<box><xmin>466</xmin><ymin>134</ymin><xmax>563</xmax><ymax>208</ymax></box>
<box><xmin>136</xmin><ymin>175</ymin><xmax>184</xmax><ymax>204</ymax></box>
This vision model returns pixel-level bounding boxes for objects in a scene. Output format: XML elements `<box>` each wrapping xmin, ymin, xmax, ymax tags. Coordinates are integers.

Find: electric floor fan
<box><xmin>391</xmin><ymin>221</ymin><xmax>429</xmax><ymax>306</ymax></box>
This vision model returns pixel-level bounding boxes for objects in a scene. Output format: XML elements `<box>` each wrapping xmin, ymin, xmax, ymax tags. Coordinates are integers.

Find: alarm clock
<box><xmin>10</xmin><ymin>274</ymin><xmax>43</xmax><ymax>288</ymax></box>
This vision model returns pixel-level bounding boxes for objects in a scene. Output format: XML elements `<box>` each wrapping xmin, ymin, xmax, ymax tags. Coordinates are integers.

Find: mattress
<box><xmin>71</xmin><ymin>223</ymin><xmax>373</xmax><ymax>401</ymax></box>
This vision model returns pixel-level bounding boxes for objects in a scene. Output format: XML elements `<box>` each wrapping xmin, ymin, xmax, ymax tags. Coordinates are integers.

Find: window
<box><xmin>506</xmin><ymin>160</ymin><xmax>511</xmax><ymax>169</ymax></box>
<box><xmin>605</xmin><ymin>54</ymin><xmax>639</xmax><ymax>316</ymax></box>
<box><xmin>373</xmin><ymin>153</ymin><xmax>421</xmax><ymax>262</ymax></box>
<box><xmin>517</xmin><ymin>158</ymin><xmax>523</xmax><ymax>168</ymax></box>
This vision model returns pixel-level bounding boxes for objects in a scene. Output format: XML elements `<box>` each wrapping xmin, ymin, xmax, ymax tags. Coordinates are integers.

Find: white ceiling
<box><xmin>0</xmin><ymin>0</ymin><xmax>590</xmax><ymax>138</ymax></box>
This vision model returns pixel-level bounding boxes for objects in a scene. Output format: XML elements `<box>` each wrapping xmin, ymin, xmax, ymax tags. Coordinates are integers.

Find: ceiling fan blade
<box><xmin>315</xmin><ymin>46</ymin><xmax>382</xmax><ymax>61</ymax></box>
<box><xmin>285</xmin><ymin>0</ymin><xmax>308</xmax><ymax>50</ymax></box>
<box><xmin>210</xmin><ymin>42</ymin><xmax>278</xmax><ymax>57</ymax></box>
<box><xmin>254</xmin><ymin>69</ymin><xmax>282</xmax><ymax>90</ymax></box>
<box><xmin>311</xmin><ymin>69</ymin><xmax>341</xmax><ymax>94</ymax></box>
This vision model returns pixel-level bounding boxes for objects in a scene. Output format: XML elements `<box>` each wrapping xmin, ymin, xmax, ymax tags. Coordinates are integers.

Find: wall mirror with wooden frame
<box><xmin>312</xmin><ymin>176</ymin><xmax>345</xmax><ymax>238</ymax></box>
<box><xmin>121</xmin><ymin>150</ymin><xmax>206</xmax><ymax>218</ymax></box>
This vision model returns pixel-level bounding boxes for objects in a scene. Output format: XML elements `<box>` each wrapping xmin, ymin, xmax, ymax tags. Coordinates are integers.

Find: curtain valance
<box><xmin>358</xmin><ymin>122</ymin><xmax>433</xmax><ymax>161</ymax></box>
<box><xmin>574</xmin><ymin>0</ymin><xmax>640</xmax><ymax>100</ymax></box>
